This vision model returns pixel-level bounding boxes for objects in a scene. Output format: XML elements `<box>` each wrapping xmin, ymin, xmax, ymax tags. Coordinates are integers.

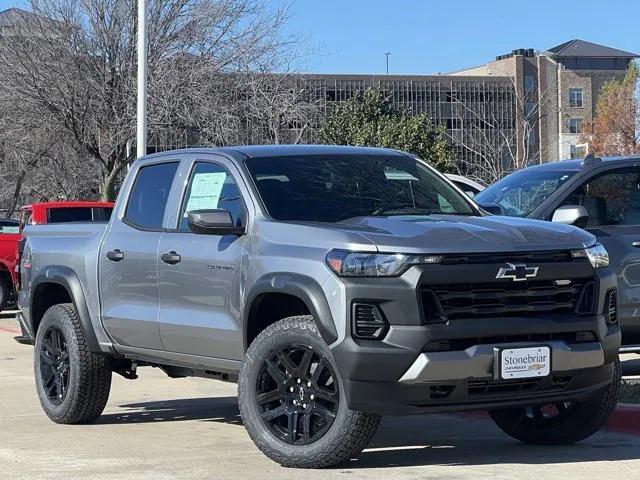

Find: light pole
<box><xmin>385</xmin><ymin>52</ymin><xmax>391</xmax><ymax>75</ymax></box>
<box><xmin>136</xmin><ymin>0</ymin><xmax>147</xmax><ymax>158</ymax></box>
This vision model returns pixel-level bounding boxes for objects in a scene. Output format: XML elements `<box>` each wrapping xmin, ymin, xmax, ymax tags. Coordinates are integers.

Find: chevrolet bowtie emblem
<box><xmin>496</xmin><ymin>263</ymin><xmax>539</xmax><ymax>282</ymax></box>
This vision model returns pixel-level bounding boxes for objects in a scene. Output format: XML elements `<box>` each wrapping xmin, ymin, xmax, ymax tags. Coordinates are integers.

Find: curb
<box><xmin>604</xmin><ymin>404</ymin><xmax>640</xmax><ymax>435</ymax></box>
<box><xmin>458</xmin><ymin>404</ymin><xmax>640</xmax><ymax>435</ymax></box>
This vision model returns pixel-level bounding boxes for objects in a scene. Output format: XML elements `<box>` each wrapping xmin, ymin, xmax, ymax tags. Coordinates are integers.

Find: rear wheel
<box><xmin>238</xmin><ymin>316</ymin><xmax>380</xmax><ymax>468</ymax></box>
<box><xmin>34</xmin><ymin>303</ymin><xmax>112</xmax><ymax>424</ymax></box>
<box><xmin>490</xmin><ymin>359</ymin><xmax>621</xmax><ymax>444</ymax></box>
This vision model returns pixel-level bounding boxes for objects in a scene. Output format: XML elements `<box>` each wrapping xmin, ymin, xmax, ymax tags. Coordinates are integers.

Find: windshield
<box><xmin>245</xmin><ymin>154</ymin><xmax>476</xmax><ymax>222</ymax></box>
<box><xmin>476</xmin><ymin>169</ymin><xmax>577</xmax><ymax>217</ymax></box>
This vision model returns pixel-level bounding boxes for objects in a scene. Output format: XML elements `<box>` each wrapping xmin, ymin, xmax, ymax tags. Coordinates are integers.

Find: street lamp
<box><xmin>385</xmin><ymin>52</ymin><xmax>391</xmax><ymax>75</ymax></box>
<box><xmin>136</xmin><ymin>0</ymin><xmax>147</xmax><ymax>158</ymax></box>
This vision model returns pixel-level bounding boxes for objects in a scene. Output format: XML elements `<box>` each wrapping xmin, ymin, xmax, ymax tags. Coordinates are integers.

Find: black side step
<box><xmin>14</xmin><ymin>335</ymin><xmax>33</xmax><ymax>345</ymax></box>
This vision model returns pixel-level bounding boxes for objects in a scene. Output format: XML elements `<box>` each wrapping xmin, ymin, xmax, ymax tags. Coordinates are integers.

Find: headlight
<box><xmin>571</xmin><ymin>243</ymin><xmax>609</xmax><ymax>269</ymax></box>
<box><xmin>326</xmin><ymin>250</ymin><xmax>442</xmax><ymax>277</ymax></box>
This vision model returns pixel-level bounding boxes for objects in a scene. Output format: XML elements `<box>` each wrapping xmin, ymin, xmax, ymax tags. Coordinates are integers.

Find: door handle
<box><xmin>106</xmin><ymin>249</ymin><xmax>125</xmax><ymax>262</ymax></box>
<box><xmin>161</xmin><ymin>251</ymin><xmax>182</xmax><ymax>265</ymax></box>
<box><xmin>633</xmin><ymin>242</ymin><xmax>640</xmax><ymax>248</ymax></box>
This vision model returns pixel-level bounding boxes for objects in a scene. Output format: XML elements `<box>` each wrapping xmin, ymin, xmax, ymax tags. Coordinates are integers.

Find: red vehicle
<box><xmin>0</xmin><ymin>201</ymin><xmax>114</xmax><ymax>311</ymax></box>
<box><xmin>0</xmin><ymin>219</ymin><xmax>20</xmax><ymax>310</ymax></box>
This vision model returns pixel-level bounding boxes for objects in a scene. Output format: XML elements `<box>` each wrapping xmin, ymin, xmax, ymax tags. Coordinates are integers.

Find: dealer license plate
<box><xmin>498</xmin><ymin>346</ymin><xmax>551</xmax><ymax>380</ymax></box>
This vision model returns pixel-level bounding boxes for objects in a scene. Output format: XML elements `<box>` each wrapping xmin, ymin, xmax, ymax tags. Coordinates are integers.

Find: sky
<box><xmin>1</xmin><ymin>0</ymin><xmax>639</xmax><ymax>75</ymax></box>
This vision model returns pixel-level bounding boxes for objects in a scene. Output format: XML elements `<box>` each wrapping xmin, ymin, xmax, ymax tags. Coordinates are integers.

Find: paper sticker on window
<box><xmin>184</xmin><ymin>171</ymin><xmax>227</xmax><ymax>215</ymax></box>
<box><xmin>384</xmin><ymin>169</ymin><xmax>419</xmax><ymax>181</ymax></box>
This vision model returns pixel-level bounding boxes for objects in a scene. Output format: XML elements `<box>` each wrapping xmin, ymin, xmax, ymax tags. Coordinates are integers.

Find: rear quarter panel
<box><xmin>20</xmin><ymin>223</ymin><xmax>108</xmax><ymax>345</ymax></box>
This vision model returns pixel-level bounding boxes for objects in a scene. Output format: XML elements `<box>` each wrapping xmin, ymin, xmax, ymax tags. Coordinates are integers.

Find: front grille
<box><xmin>423</xmin><ymin>331</ymin><xmax>596</xmax><ymax>352</ymax></box>
<box><xmin>441</xmin><ymin>250</ymin><xmax>573</xmax><ymax>265</ymax></box>
<box><xmin>422</xmin><ymin>280</ymin><xmax>594</xmax><ymax>322</ymax></box>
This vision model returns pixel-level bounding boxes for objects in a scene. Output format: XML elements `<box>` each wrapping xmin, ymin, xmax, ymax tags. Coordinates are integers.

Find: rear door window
<box><xmin>125</xmin><ymin>162</ymin><xmax>179</xmax><ymax>229</ymax></box>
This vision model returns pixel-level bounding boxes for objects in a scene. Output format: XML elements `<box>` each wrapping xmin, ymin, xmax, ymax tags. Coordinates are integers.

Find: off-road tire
<box><xmin>489</xmin><ymin>358</ymin><xmax>621</xmax><ymax>444</ymax></box>
<box><xmin>34</xmin><ymin>303</ymin><xmax>112</xmax><ymax>424</ymax></box>
<box><xmin>238</xmin><ymin>315</ymin><xmax>381</xmax><ymax>468</ymax></box>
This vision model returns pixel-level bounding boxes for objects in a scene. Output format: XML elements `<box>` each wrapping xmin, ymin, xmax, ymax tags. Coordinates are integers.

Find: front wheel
<box><xmin>238</xmin><ymin>315</ymin><xmax>380</xmax><ymax>468</ymax></box>
<box><xmin>489</xmin><ymin>359</ymin><xmax>621</xmax><ymax>445</ymax></box>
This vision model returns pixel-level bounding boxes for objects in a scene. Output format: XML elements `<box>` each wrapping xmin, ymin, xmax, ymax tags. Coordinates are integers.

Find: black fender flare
<box><xmin>30</xmin><ymin>266</ymin><xmax>101</xmax><ymax>352</ymax></box>
<box><xmin>244</xmin><ymin>273</ymin><xmax>339</xmax><ymax>349</ymax></box>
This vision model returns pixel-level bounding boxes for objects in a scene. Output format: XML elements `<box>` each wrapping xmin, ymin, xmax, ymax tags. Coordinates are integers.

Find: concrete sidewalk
<box><xmin>2</xmin><ymin>313</ymin><xmax>640</xmax><ymax>480</ymax></box>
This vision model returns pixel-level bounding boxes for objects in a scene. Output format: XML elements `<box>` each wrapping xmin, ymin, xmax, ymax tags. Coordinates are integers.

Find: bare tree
<box><xmin>448</xmin><ymin>78</ymin><xmax>556</xmax><ymax>184</ymax></box>
<box><xmin>0</xmin><ymin>0</ymin><xmax>305</xmax><ymax>201</ymax></box>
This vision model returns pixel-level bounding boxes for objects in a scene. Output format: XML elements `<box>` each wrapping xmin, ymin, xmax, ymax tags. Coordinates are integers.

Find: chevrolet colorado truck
<box><xmin>17</xmin><ymin>145</ymin><xmax>621</xmax><ymax>468</ymax></box>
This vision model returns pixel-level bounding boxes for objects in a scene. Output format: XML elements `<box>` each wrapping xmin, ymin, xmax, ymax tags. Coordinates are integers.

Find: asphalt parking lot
<box><xmin>2</xmin><ymin>314</ymin><xmax>640</xmax><ymax>480</ymax></box>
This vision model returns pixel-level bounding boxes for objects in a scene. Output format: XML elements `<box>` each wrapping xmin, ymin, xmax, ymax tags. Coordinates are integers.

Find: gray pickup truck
<box><xmin>17</xmin><ymin>145</ymin><xmax>621</xmax><ymax>468</ymax></box>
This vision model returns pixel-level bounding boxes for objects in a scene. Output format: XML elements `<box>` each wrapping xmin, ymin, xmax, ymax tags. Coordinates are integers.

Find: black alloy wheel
<box><xmin>255</xmin><ymin>344</ymin><xmax>339</xmax><ymax>445</ymax></box>
<box><xmin>38</xmin><ymin>326</ymin><xmax>70</xmax><ymax>405</ymax></box>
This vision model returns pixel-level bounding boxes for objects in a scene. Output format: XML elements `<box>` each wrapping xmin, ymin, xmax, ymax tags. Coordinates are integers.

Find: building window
<box><xmin>524</xmin><ymin>76</ymin><xmax>535</xmax><ymax>93</ymax></box>
<box><xmin>525</xmin><ymin>102</ymin><xmax>536</xmax><ymax>118</ymax></box>
<box><xmin>570</xmin><ymin>144</ymin><xmax>588</xmax><ymax>159</ymax></box>
<box><xmin>569</xmin><ymin>88</ymin><xmax>583</xmax><ymax>108</ymax></box>
<box><xmin>569</xmin><ymin>117</ymin><xmax>583</xmax><ymax>134</ymax></box>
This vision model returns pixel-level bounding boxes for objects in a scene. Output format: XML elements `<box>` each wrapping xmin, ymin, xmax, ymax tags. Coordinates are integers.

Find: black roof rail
<box><xmin>582</xmin><ymin>153</ymin><xmax>601</xmax><ymax>167</ymax></box>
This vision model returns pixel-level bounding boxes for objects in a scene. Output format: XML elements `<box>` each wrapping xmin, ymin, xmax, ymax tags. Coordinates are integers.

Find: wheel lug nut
<box><xmin>303</xmin><ymin>404</ymin><xmax>307</xmax><ymax>408</ymax></box>
<box><xmin>297</xmin><ymin>378</ymin><xmax>301</xmax><ymax>384</ymax></box>
<box><xmin>289</xmin><ymin>387</ymin><xmax>294</xmax><ymax>392</ymax></box>
<box><xmin>307</xmin><ymin>381</ymin><xmax>312</xmax><ymax>387</ymax></box>
<box><xmin>310</xmin><ymin>394</ymin><xmax>315</xmax><ymax>400</ymax></box>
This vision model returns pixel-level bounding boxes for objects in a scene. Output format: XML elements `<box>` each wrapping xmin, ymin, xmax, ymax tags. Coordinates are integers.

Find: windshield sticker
<box><xmin>384</xmin><ymin>169</ymin><xmax>419</xmax><ymax>181</ymax></box>
<box><xmin>184</xmin><ymin>171</ymin><xmax>227</xmax><ymax>215</ymax></box>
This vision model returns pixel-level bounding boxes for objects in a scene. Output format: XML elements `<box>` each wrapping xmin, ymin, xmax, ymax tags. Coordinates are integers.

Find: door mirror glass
<box><xmin>552</xmin><ymin>205</ymin><xmax>589</xmax><ymax>228</ymax></box>
<box><xmin>187</xmin><ymin>209</ymin><xmax>244</xmax><ymax>235</ymax></box>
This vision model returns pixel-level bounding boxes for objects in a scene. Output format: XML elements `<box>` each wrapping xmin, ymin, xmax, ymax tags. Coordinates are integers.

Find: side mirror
<box><xmin>187</xmin><ymin>209</ymin><xmax>244</xmax><ymax>235</ymax></box>
<box><xmin>464</xmin><ymin>190</ymin><xmax>476</xmax><ymax>198</ymax></box>
<box><xmin>477</xmin><ymin>203</ymin><xmax>503</xmax><ymax>215</ymax></box>
<box><xmin>551</xmin><ymin>205</ymin><xmax>589</xmax><ymax>228</ymax></box>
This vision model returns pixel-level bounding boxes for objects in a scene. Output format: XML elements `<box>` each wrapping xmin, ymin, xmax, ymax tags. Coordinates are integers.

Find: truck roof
<box><xmin>522</xmin><ymin>155</ymin><xmax>640</xmax><ymax>173</ymax></box>
<box><xmin>139</xmin><ymin>145</ymin><xmax>408</xmax><ymax>163</ymax></box>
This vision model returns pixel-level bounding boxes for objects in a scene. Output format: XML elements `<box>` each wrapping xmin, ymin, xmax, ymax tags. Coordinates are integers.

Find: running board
<box><xmin>620</xmin><ymin>345</ymin><xmax>640</xmax><ymax>354</ymax></box>
<box><xmin>14</xmin><ymin>335</ymin><xmax>33</xmax><ymax>345</ymax></box>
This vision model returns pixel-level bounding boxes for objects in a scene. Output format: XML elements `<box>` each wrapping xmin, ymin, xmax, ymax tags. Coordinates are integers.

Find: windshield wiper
<box><xmin>371</xmin><ymin>204</ymin><xmax>440</xmax><ymax>216</ymax></box>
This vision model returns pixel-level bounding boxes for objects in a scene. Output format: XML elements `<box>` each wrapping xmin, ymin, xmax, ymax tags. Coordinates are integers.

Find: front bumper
<box><xmin>330</xmin><ymin>265</ymin><xmax>621</xmax><ymax>415</ymax></box>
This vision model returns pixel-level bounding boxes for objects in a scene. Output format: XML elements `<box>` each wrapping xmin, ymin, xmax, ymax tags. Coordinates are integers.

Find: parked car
<box><xmin>476</xmin><ymin>155</ymin><xmax>640</xmax><ymax>352</ymax></box>
<box><xmin>0</xmin><ymin>219</ymin><xmax>20</xmax><ymax>310</ymax></box>
<box><xmin>0</xmin><ymin>201</ymin><xmax>114</xmax><ymax>314</ymax></box>
<box><xmin>17</xmin><ymin>146</ymin><xmax>620</xmax><ymax>468</ymax></box>
<box><xmin>445</xmin><ymin>173</ymin><xmax>485</xmax><ymax>197</ymax></box>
